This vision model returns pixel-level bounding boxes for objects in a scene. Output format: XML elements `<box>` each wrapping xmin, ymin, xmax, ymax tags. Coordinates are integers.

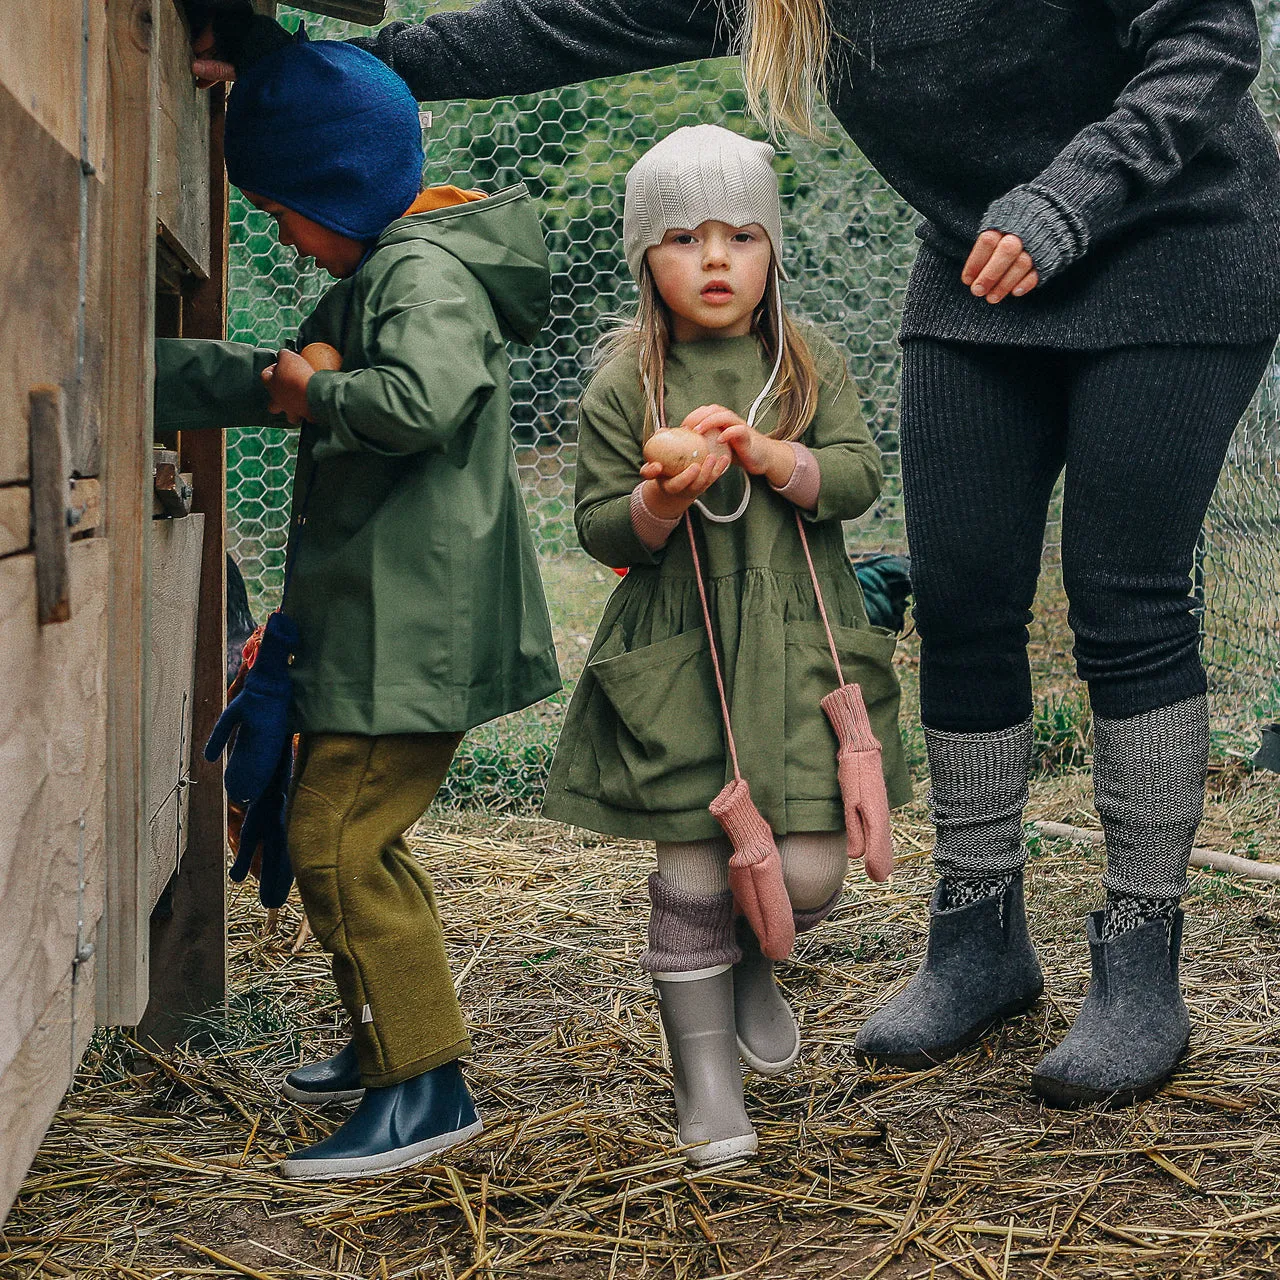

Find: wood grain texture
<box><xmin>0</xmin><ymin>86</ymin><xmax>84</xmax><ymax>486</ymax></box>
<box><xmin>145</xmin><ymin>513</ymin><xmax>204</xmax><ymax>915</ymax></box>
<box><xmin>0</xmin><ymin>487</ymin><xmax>29</xmax><ymax>558</ymax></box>
<box><xmin>99</xmin><ymin>0</ymin><xmax>156</xmax><ymax>1027</ymax></box>
<box><xmin>67</xmin><ymin>478</ymin><xmax>101</xmax><ymax>537</ymax></box>
<box><xmin>0</xmin><ymin>950</ymin><xmax>97</xmax><ymax>1225</ymax></box>
<box><xmin>155</xmin><ymin>0</ymin><xmax>210</xmax><ymax>279</ymax></box>
<box><xmin>0</xmin><ymin>540</ymin><xmax>107</xmax><ymax>1086</ymax></box>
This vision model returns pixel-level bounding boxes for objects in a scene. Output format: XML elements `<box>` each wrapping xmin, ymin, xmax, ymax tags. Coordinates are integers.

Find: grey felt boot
<box><xmin>733</xmin><ymin>924</ymin><xmax>800</xmax><ymax>1076</ymax></box>
<box><xmin>654</xmin><ymin>967</ymin><xmax>758</xmax><ymax>1167</ymax></box>
<box><xmin>1032</xmin><ymin>910</ymin><xmax>1189</xmax><ymax>1107</ymax></box>
<box><xmin>854</xmin><ymin>873</ymin><xmax>1043</xmax><ymax>1069</ymax></box>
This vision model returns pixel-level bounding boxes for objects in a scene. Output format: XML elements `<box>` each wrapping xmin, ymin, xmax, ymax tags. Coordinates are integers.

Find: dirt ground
<box><xmin>4</xmin><ymin>766</ymin><xmax>1279</xmax><ymax>1280</ymax></box>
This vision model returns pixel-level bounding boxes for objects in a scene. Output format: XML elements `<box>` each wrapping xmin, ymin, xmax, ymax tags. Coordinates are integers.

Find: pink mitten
<box><xmin>709</xmin><ymin>778</ymin><xmax>796</xmax><ymax>960</ymax></box>
<box><xmin>820</xmin><ymin>684</ymin><xmax>894</xmax><ymax>883</ymax></box>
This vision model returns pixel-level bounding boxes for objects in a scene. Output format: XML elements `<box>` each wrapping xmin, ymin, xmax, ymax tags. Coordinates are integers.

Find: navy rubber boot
<box><xmin>280</xmin><ymin>1059</ymin><xmax>482</xmax><ymax>1180</ymax></box>
<box><xmin>282</xmin><ymin>1039</ymin><xmax>364</xmax><ymax>1106</ymax></box>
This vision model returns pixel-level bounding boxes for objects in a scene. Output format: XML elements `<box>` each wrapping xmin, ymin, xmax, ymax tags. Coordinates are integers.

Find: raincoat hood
<box><xmin>372</xmin><ymin>183</ymin><xmax>550</xmax><ymax>346</ymax></box>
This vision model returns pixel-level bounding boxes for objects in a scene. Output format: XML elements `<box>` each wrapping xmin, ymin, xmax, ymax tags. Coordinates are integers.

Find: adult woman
<box><xmin>199</xmin><ymin>0</ymin><xmax>1280</xmax><ymax>1105</ymax></box>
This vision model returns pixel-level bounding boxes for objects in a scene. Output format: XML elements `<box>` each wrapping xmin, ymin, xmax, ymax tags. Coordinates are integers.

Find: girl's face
<box><xmin>645</xmin><ymin>221</ymin><xmax>774</xmax><ymax>343</ymax></box>
<box><xmin>244</xmin><ymin>192</ymin><xmax>366</xmax><ymax>278</ymax></box>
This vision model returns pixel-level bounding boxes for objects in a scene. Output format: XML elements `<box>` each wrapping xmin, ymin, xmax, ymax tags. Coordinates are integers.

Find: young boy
<box><xmin>156</xmin><ymin>35</ymin><xmax>560</xmax><ymax>1180</ymax></box>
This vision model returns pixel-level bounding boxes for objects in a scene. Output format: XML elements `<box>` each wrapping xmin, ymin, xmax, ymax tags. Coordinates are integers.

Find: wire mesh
<box><xmin>226</xmin><ymin>3</ymin><xmax>1280</xmax><ymax>807</ymax></box>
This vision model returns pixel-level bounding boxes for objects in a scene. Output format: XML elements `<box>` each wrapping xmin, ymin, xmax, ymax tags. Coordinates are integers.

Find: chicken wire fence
<box><xmin>226</xmin><ymin>6</ymin><xmax>1280</xmax><ymax>807</ymax></box>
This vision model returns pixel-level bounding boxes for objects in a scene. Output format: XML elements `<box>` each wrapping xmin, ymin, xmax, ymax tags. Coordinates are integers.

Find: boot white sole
<box><xmin>736</xmin><ymin>1029</ymin><xmax>800</xmax><ymax>1077</ymax></box>
<box><xmin>279</xmin><ymin>1118</ymin><xmax>484</xmax><ymax>1181</ymax></box>
<box><xmin>682</xmin><ymin>1129</ymin><xmax>759</xmax><ymax>1169</ymax></box>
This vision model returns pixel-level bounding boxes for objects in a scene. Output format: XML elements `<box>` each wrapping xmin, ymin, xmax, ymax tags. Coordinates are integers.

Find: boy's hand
<box><xmin>262</xmin><ymin>349</ymin><xmax>315</xmax><ymax>425</ymax></box>
<box><xmin>961</xmin><ymin>230</ymin><xmax>1039</xmax><ymax>304</ymax></box>
<box><xmin>192</xmin><ymin>22</ymin><xmax>237</xmax><ymax>86</ymax></box>
<box><xmin>685</xmin><ymin>403</ymin><xmax>796</xmax><ymax>489</ymax></box>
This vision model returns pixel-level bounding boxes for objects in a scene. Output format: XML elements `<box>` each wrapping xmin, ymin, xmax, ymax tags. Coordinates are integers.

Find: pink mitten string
<box><xmin>686</xmin><ymin>515</ymin><xmax>795</xmax><ymax>960</ymax></box>
<box><xmin>795</xmin><ymin>513</ymin><xmax>895</xmax><ymax>881</ymax></box>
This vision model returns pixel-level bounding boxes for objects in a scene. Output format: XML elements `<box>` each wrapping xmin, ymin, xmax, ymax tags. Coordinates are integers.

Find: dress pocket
<box><xmin>567</xmin><ymin>627</ymin><xmax>726</xmax><ymax>814</ymax></box>
<box><xmin>783</xmin><ymin>621</ymin><xmax>902</xmax><ymax>801</ymax></box>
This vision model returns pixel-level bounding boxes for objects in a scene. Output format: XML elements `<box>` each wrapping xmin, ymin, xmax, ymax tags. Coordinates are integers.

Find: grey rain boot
<box><xmin>654</xmin><ymin>967</ymin><xmax>758</xmax><ymax>1168</ymax></box>
<box><xmin>733</xmin><ymin>922</ymin><xmax>800</xmax><ymax>1076</ymax></box>
<box><xmin>1031</xmin><ymin>911</ymin><xmax>1189</xmax><ymax>1107</ymax></box>
<box><xmin>283</xmin><ymin>1038</ymin><xmax>364</xmax><ymax>1105</ymax></box>
<box><xmin>855</xmin><ymin>718</ymin><xmax>1042</xmax><ymax>1068</ymax></box>
<box><xmin>854</xmin><ymin>872</ymin><xmax>1043</xmax><ymax>1068</ymax></box>
<box><xmin>1032</xmin><ymin>696</ymin><xmax>1204</xmax><ymax>1106</ymax></box>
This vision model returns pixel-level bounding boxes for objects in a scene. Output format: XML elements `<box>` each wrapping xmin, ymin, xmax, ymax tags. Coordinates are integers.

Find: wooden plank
<box><xmin>145</xmin><ymin>513</ymin><xmax>204</xmax><ymax>915</ymax></box>
<box><xmin>0</xmin><ymin>0</ymin><xmax>107</xmax><ymax>172</ymax></box>
<box><xmin>0</xmin><ymin>86</ymin><xmax>83</xmax><ymax>486</ymax></box>
<box><xmin>139</xmin><ymin>86</ymin><xmax>230</xmax><ymax>1047</ymax></box>
<box><xmin>0</xmin><ymin>950</ymin><xmax>97</xmax><ymax>1225</ymax></box>
<box><xmin>155</xmin><ymin>0</ymin><xmax>210</xmax><ymax>279</ymax></box>
<box><xmin>28</xmin><ymin>388</ymin><xmax>72</xmax><ymax>625</ymax></box>
<box><xmin>67</xmin><ymin>477</ymin><xmax>101</xmax><ymax>538</ymax></box>
<box><xmin>0</xmin><ymin>540</ymin><xmax>107</xmax><ymax>1086</ymax></box>
<box><xmin>0</xmin><ymin>487</ymin><xmax>28</xmax><ymax>558</ymax></box>
<box><xmin>99</xmin><ymin>0</ymin><xmax>156</xmax><ymax>1028</ymax></box>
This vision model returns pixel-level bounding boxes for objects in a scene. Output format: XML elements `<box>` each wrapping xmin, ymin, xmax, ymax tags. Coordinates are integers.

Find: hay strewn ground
<box><xmin>4</xmin><ymin>768</ymin><xmax>1279</xmax><ymax>1280</ymax></box>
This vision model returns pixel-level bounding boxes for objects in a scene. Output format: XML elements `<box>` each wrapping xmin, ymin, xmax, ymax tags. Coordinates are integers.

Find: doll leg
<box><xmin>1033</xmin><ymin>338</ymin><xmax>1275</xmax><ymax>1107</ymax></box>
<box><xmin>645</xmin><ymin>842</ymin><xmax>756</xmax><ymax>1166</ymax></box>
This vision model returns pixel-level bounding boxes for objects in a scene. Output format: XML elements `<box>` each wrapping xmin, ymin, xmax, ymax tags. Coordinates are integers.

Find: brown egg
<box><xmin>300</xmin><ymin>342</ymin><xmax>343</xmax><ymax>372</ymax></box>
<box><xmin>642</xmin><ymin>427</ymin><xmax>732</xmax><ymax>477</ymax></box>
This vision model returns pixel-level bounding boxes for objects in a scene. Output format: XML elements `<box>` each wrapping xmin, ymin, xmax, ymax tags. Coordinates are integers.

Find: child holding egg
<box><xmin>542</xmin><ymin>125</ymin><xmax>911</xmax><ymax>1166</ymax></box>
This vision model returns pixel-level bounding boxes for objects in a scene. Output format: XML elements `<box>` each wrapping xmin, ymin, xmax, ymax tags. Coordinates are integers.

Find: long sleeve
<box><xmin>349</xmin><ymin>0</ymin><xmax>728</xmax><ymax>103</ymax></box>
<box><xmin>305</xmin><ymin>253</ymin><xmax>497</xmax><ymax>461</ymax></box>
<box><xmin>154</xmin><ymin>338</ymin><xmax>279</xmax><ymax>432</ymax></box>
<box><xmin>800</xmin><ymin>341</ymin><xmax>882</xmax><ymax>525</ymax></box>
<box><xmin>574</xmin><ymin>374</ymin><xmax>666</xmax><ymax>570</ymax></box>
<box><xmin>981</xmin><ymin>0</ymin><xmax>1264</xmax><ymax>284</ymax></box>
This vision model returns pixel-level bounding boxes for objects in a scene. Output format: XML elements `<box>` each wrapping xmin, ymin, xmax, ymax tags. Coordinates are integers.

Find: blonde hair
<box><xmin>741</xmin><ymin>0</ymin><xmax>832</xmax><ymax>139</ymax></box>
<box><xmin>595</xmin><ymin>262</ymin><xmax>825</xmax><ymax>444</ymax></box>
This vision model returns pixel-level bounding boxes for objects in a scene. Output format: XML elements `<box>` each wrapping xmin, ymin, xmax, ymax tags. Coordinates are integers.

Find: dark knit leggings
<box><xmin>901</xmin><ymin>337</ymin><xmax>1276</xmax><ymax>732</ymax></box>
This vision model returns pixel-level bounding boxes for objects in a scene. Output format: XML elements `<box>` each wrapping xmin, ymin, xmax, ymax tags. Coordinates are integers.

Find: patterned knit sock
<box><xmin>1101</xmin><ymin>890</ymin><xmax>1180</xmax><ymax>942</ymax></box>
<box><xmin>942</xmin><ymin>872</ymin><xmax>1016</xmax><ymax>912</ymax></box>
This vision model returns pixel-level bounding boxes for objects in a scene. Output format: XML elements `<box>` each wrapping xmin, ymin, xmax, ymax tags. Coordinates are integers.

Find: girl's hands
<box><xmin>961</xmin><ymin>230</ymin><xmax>1039</xmax><ymax>304</ymax></box>
<box><xmin>262</xmin><ymin>349</ymin><xmax>314</xmax><ymax>424</ymax></box>
<box><xmin>684</xmin><ymin>404</ymin><xmax>796</xmax><ymax>488</ymax></box>
<box><xmin>639</xmin><ymin>448</ymin><xmax>732</xmax><ymax>521</ymax></box>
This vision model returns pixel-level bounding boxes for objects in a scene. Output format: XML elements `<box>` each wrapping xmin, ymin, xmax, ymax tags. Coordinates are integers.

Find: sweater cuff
<box><xmin>980</xmin><ymin>186</ymin><xmax>1089</xmax><ymax>286</ymax></box>
<box><xmin>630</xmin><ymin>484</ymin><xmax>680</xmax><ymax>551</ymax></box>
<box><xmin>770</xmin><ymin>442</ymin><xmax>820</xmax><ymax>510</ymax></box>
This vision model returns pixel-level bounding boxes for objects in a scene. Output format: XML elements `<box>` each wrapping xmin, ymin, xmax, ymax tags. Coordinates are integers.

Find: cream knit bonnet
<box><xmin>623</xmin><ymin>124</ymin><xmax>786</xmax><ymax>282</ymax></box>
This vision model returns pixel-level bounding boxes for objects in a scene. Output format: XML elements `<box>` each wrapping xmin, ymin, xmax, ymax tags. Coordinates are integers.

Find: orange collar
<box><xmin>404</xmin><ymin>185</ymin><xmax>486</xmax><ymax>215</ymax></box>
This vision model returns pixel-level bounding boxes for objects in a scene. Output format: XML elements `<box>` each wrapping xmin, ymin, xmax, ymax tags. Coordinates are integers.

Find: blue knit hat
<box><xmin>224</xmin><ymin>36</ymin><xmax>424</xmax><ymax>241</ymax></box>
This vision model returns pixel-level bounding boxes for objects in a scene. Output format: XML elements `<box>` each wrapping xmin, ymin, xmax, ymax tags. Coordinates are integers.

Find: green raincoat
<box><xmin>542</xmin><ymin>333</ymin><xmax>911</xmax><ymax>842</ymax></box>
<box><xmin>155</xmin><ymin>184</ymin><xmax>560</xmax><ymax>735</ymax></box>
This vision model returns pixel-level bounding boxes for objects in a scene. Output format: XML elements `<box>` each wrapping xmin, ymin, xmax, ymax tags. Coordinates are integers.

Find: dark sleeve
<box><xmin>349</xmin><ymin>0</ymin><xmax>730</xmax><ymax>103</ymax></box>
<box><xmin>981</xmin><ymin>0</ymin><xmax>1263</xmax><ymax>284</ymax></box>
<box><xmin>154</xmin><ymin>338</ymin><xmax>280</xmax><ymax>432</ymax></box>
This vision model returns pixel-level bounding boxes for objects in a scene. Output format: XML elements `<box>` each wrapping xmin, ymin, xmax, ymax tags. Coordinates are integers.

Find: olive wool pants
<box><xmin>287</xmin><ymin>732</ymin><xmax>468</xmax><ymax>1087</ymax></box>
<box><xmin>901</xmin><ymin>338</ymin><xmax>1277</xmax><ymax>733</ymax></box>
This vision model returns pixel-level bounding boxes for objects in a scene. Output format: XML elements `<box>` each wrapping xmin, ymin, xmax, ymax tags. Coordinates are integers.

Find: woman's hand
<box><xmin>684</xmin><ymin>403</ymin><xmax>796</xmax><ymax>488</ymax></box>
<box><xmin>961</xmin><ymin>231</ymin><xmax>1039</xmax><ymax>304</ymax></box>
<box><xmin>262</xmin><ymin>349</ymin><xmax>314</xmax><ymax>424</ymax></box>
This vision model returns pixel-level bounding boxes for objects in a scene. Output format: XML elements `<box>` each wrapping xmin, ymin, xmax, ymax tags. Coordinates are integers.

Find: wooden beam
<box><xmin>0</xmin><ymin>541</ymin><xmax>107</xmax><ymax>1090</ymax></box>
<box><xmin>0</xmin><ymin>952</ymin><xmax>97</xmax><ymax>1225</ymax></box>
<box><xmin>138</xmin><ymin>83</ymin><xmax>230</xmax><ymax>1047</ymax></box>
<box><xmin>99</xmin><ymin>0</ymin><xmax>157</xmax><ymax>1028</ymax></box>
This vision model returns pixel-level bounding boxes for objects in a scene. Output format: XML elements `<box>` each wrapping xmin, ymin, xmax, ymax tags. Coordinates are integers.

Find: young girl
<box><xmin>542</xmin><ymin>125</ymin><xmax>911</xmax><ymax>1166</ymax></box>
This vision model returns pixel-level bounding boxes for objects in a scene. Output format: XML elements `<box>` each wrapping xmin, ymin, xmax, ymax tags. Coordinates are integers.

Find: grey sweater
<box><xmin>354</xmin><ymin>0</ymin><xmax>1280</xmax><ymax>348</ymax></box>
